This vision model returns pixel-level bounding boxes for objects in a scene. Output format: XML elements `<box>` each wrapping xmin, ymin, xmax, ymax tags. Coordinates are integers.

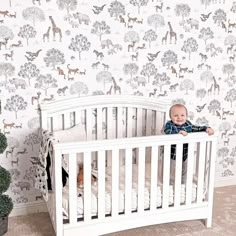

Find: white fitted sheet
<box><xmin>62</xmin><ymin>163</ymin><xmax>197</xmax><ymax>218</ymax></box>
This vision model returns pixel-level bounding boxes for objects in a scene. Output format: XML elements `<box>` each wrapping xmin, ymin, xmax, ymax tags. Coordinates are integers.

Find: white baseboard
<box><xmin>9</xmin><ymin>201</ymin><xmax>48</xmax><ymax>217</ymax></box>
<box><xmin>215</xmin><ymin>177</ymin><xmax>236</xmax><ymax>188</ymax></box>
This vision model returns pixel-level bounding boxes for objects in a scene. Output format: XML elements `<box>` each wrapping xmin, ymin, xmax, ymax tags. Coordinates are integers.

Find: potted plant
<box><xmin>0</xmin><ymin>133</ymin><xmax>13</xmax><ymax>236</ymax></box>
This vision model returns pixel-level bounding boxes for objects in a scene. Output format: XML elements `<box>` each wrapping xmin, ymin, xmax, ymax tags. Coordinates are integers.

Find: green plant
<box><xmin>0</xmin><ymin>194</ymin><xmax>13</xmax><ymax>217</ymax></box>
<box><xmin>0</xmin><ymin>166</ymin><xmax>11</xmax><ymax>194</ymax></box>
<box><xmin>0</xmin><ymin>133</ymin><xmax>7</xmax><ymax>154</ymax></box>
<box><xmin>0</xmin><ymin>133</ymin><xmax>13</xmax><ymax>218</ymax></box>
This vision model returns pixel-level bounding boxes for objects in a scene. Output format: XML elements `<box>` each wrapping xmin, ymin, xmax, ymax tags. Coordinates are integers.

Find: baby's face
<box><xmin>170</xmin><ymin>106</ymin><xmax>187</xmax><ymax>126</ymax></box>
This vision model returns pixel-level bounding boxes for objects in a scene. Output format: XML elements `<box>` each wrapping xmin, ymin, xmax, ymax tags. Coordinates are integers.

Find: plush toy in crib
<box><xmin>77</xmin><ymin>165</ymin><xmax>96</xmax><ymax>188</ymax></box>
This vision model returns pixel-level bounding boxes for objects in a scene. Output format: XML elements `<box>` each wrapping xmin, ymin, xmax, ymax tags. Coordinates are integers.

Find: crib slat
<box><xmin>86</xmin><ymin>109</ymin><xmax>92</xmax><ymax>140</ymax></box>
<box><xmin>75</xmin><ymin>109</ymin><xmax>81</xmax><ymax>125</ymax></box>
<box><xmin>98</xmin><ymin>150</ymin><xmax>106</xmax><ymax>219</ymax></box>
<box><xmin>137</xmin><ymin>147</ymin><xmax>145</xmax><ymax>212</ymax></box>
<box><xmin>204</xmin><ymin>142</ymin><xmax>210</xmax><ymax>198</ymax></box>
<box><xmin>125</xmin><ymin>148</ymin><xmax>132</xmax><ymax>214</ymax></box>
<box><xmin>70</xmin><ymin>112</ymin><xmax>75</xmax><ymax>127</ymax></box>
<box><xmin>107</xmin><ymin>107</ymin><xmax>113</xmax><ymax>139</ymax></box>
<box><xmin>127</xmin><ymin>107</ymin><xmax>133</xmax><ymax>137</ymax></box>
<box><xmin>163</xmin><ymin>145</ymin><xmax>170</xmax><ymax>209</ymax></box>
<box><xmin>47</xmin><ymin>117</ymin><xmax>52</xmax><ymax>132</ymax></box>
<box><xmin>68</xmin><ymin>153</ymin><xmax>77</xmax><ymax>224</ymax></box>
<box><xmin>150</xmin><ymin>146</ymin><xmax>158</xmax><ymax>210</ymax></box>
<box><xmin>137</xmin><ymin>108</ymin><xmax>143</xmax><ymax>137</ymax></box>
<box><xmin>186</xmin><ymin>143</ymin><xmax>194</xmax><ymax>206</ymax></box>
<box><xmin>155</xmin><ymin>111</ymin><xmax>164</xmax><ymax>135</ymax></box>
<box><xmin>174</xmin><ymin>144</ymin><xmax>183</xmax><ymax>207</ymax></box>
<box><xmin>63</xmin><ymin>112</ymin><xmax>71</xmax><ymax>129</ymax></box>
<box><xmin>112</xmin><ymin>149</ymin><xmax>119</xmax><ymax>216</ymax></box>
<box><xmin>117</xmin><ymin>107</ymin><xmax>123</xmax><ymax>138</ymax></box>
<box><xmin>52</xmin><ymin>114</ymin><xmax>62</xmax><ymax>131</ymax></box>
<box><xmin>197</xmin><ymin>141</ymin><xmax>206</xmax><ymax>203</ymax></box>
<box><xmin>107</xmin><ymin>108</ymin><xmax>113</xmax><ymax>167</ymax></box>
<box><xmin>146</xmin><ymin>110</ymin><xmax>152</xmax><ymax>136</ymax></box>
<box><xmin>84</xmin><ymin>152</ymin><xmax>91</xmax><ymax>221</ymax></box>
<box><xmin>97</xmin><ymin>108</ymin><xmax>103</xmax><ymax>140</ymax></box>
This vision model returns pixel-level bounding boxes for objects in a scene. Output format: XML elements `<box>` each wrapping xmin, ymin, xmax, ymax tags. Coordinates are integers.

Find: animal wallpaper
<box><xmin>0</xmin><ymin>0</ymin><xmax>236</xmax><ymax>209</ymax></box>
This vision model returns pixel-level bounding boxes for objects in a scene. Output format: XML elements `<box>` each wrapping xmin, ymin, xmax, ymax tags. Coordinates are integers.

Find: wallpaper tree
<box><xmin>174</xmin><ymin>3</ymin><xmax>191</xmax><ymax>21</ymax></box>
<box><xmin>161</xmin><ymin>50</ymin><xmax>178</xmax><ymax>69</ymax></box>
<box><xmin>199</xmin><ymin>27</ymin><xmax>214</xmax><ymax>45</ymax></box>
<box><xmin>213</xmin><ymin>9</ymin><xmax>226</xmax><ymax>26</ymax></box>
<box><xmin>225</xmin><ymin>88</ymin><xmax>236</xmax><ymax>107</ymax></box>
<box><xmin>108</xmin><ymin>0</ymin><xmax>125</xmax><ymax>20</ymax></box>
<box><xmin>43</xmin><ymin>48</ymin><xmax>65</xmax><ymax>70</ymax></box>
<box><xmin>124</xmin><ymin>31</ymin><xmax>140</xmax><ymax>49</ymax></box>
<box><xmin>0</xmin><ymin>62</ymin><xmax>15</xmax><ymax>83</ymax></box>
<box><xmin>4</xmin><ymin>95</ymin><xmax>27</xmax><ymax>119</ymax></box>
<box><xmin>56</xmin><ymin>0</ymin><xmax>77</xmax><ymax>16</ymax></box>
<box><xmin>18</xmin><ymin>62</ymin><xmax>40</xmax><ymax>86</ymax></box>
<box><xmin>69</xmin><ymin>81</ymin><xmax>88</xmax><ymax>97</ymax></box>
<box><xmin>180</xmin><ymin>79</ymin><xmax>195</xmax><ymax>95</ymax></box>
<box><xmin>224</xmin><ymin>35</ymin><xmax>236</xmax><ymax>47</ymax></box>
<box><xmin>0</xmin><ymin>25</ymin><xmax>14</xmax><ymax>43</ymax></box>
<box><xmin>68</xmin><ymin>34</ymin><xmax>91</xmax><ymax>60</ymax></box>
<box><xmin>152</xmin><ymin>72</ymin><xmax>170</xmax><ymax>92</ymax></box>
<box><xmin>130</xmin><ymin>0</ymin><xmax>149</xmax><ymax>14</ymax></box>
<box><xmin>200</xmin><ymin>0</ymin><xmax>211</xmax><ymax>9</ymax></box>
<box><xmin>208</xmin><ymin>99</ymin><xmax>221</xmax><ymax>115</ymax></box>
<box><xmin>91</xmin><ymin>21</ymin><xmax>111</xmax><ymax>41</ymax></box>
<box><xmin>22</xmin><ymin>7</ymin><xmax>45</xmax><ymax>26</ymax></box>
<box><xmin>35</xmin><ymin>74</ymin><xmax>58</xmax><ymax>96</ymax></box>
<box><xmin>200</xmin><ymin>70</ymin><xmax>214</xmax><ymax>87</ymax></box>
<box><xmin>24</xmin><ymin>133</ymin><xmax>40</xmax><ymax>151</ymax></box>
<box><xmin>196</xmin><ymin>88</ymin><xmax>207</xmax><ymax>101</ymax></box>
<box><xmin>143</xmin><ymin>29</ymin><xmax>157</xmax><ymax>48</ymax></box>
<box><xmin>181</xmin><ymin>37</ymin><xmax>198</xmax><ymax>60</ymax></box>
<box><xmin>18</xmin><ymin>24</ymin><xmax>36</xmax><ymax>46</ymax></box>
<box><xmin>96</xmin><ymin>71</ymin><xmax>113</xmax><ymax>90</ymax></box>
<box><xmin>147</xmin><ymin>14</ymin><xmax>165</xmax><ymax>30</ymax></box>
<box><xmin>222</xmin><ymin>63</ymin><xmax>235</xmax><ymax>79</ymax></box>
<box><xmin>123</xmin><ymin>63</ymin><xmax>139</xmax><ymax>80</ymax></box>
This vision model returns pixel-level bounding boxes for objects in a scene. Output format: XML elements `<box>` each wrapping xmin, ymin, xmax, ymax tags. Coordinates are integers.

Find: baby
<box><xmin>164</xmin><ymin>104</ymin><xmax>214</xmax><ymax>183</ymax></box>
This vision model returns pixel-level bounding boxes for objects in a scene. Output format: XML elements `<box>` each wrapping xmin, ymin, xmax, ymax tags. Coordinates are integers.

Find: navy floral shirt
<box><xmin>164</xmin><ymin>120</ymin><xmax>208</xmax><ymax>161</ymax></box>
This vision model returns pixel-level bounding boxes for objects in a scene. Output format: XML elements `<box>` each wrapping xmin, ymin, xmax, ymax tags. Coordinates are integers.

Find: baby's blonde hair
<box><xmin>169</xmin><ymin>104</ymin><xmax>188</xmax><ymax>118</ymax></box>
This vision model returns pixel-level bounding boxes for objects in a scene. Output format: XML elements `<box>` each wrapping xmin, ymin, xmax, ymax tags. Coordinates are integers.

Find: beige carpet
<box><xmin>5</xmin><ymin>185</ymin><xmax>236</xmax><ymax>236</ymax></box>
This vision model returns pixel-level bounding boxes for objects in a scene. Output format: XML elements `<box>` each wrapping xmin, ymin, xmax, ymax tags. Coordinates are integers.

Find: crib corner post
<box><xmin>205</xmin><ymin>216</ymin><xmax>212</xmax><ymax>228</ymax></box>
<box><xmin>54</xmin><ymin>148</ymin><xmax>63</xmax><ymax>236</ymax></box>
<box><xmin>205</xmin><ymin>136</ymin><xmax>217</xmax><ymax>228</ymax></box>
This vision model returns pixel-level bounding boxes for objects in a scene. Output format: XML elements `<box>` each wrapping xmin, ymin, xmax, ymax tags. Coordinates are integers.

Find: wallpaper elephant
<box><xmin>0</xmin><ymin>0</ymin><xmax>235</xmax><ymax>209</ymax></box>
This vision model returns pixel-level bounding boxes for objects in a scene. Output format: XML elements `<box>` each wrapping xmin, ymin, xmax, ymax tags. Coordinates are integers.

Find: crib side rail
<box><xmin>54</xmin><ymin>132</ymin><xmax>218</xmax><ymax>152</ymax></box>
<box><xmin>52</xmin><ymin>132</ymin><xmax>218</xmax><ymax>232</ymax></box>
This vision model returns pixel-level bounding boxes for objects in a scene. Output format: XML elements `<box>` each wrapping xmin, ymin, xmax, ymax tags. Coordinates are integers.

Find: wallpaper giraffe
<box><xmin>0</xmin><ymin>0</ymin><xmax>235</xmax><ymax>210</ymax></box>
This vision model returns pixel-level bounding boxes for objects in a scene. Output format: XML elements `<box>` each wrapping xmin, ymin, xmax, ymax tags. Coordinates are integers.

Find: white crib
<box><xmin>39</xmin><ymin>95</ymin><xmax>218</xmax><ymax>236</ymax></box>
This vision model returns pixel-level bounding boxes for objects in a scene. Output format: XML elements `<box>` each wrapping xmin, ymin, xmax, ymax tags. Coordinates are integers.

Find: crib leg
<box><xmin>205</xmin><ymin>216</ymin><xmax>212</xmax><ymax>228</ymax></box>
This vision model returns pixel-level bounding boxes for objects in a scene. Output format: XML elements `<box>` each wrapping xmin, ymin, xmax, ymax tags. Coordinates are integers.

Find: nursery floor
<box><xmin>5</xmin><ymin>185</ymin><xmax>236</xmax><ymax>236</ymax></box>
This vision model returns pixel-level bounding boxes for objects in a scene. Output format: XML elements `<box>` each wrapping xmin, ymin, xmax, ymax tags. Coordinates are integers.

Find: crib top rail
<box><xmin>39</xmin><ymin>95</ymin><xmax>170</xmax><ymax>115</ymax></box>
<box><xmin>53</xmin><ymin>131</ymin><xmax>218</xmax><ymax>154</ymax></box>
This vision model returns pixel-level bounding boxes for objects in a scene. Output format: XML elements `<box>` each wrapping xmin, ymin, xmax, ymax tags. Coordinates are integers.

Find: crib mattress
<box><xmin>62</xmin><ymin>164</ymin><xmax>197</xmax><ymax>219</ymax></box>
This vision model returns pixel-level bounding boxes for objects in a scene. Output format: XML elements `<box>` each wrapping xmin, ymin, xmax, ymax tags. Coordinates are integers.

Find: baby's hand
<box><xmin>179</xmin><ymin>130</ymin><xmax>188</xmax><ymax>136</ymax></box>
<box><xmin>206</xmin><ymin>127</ymin><xmax>214</xmax><ymax>135</ymax></box>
